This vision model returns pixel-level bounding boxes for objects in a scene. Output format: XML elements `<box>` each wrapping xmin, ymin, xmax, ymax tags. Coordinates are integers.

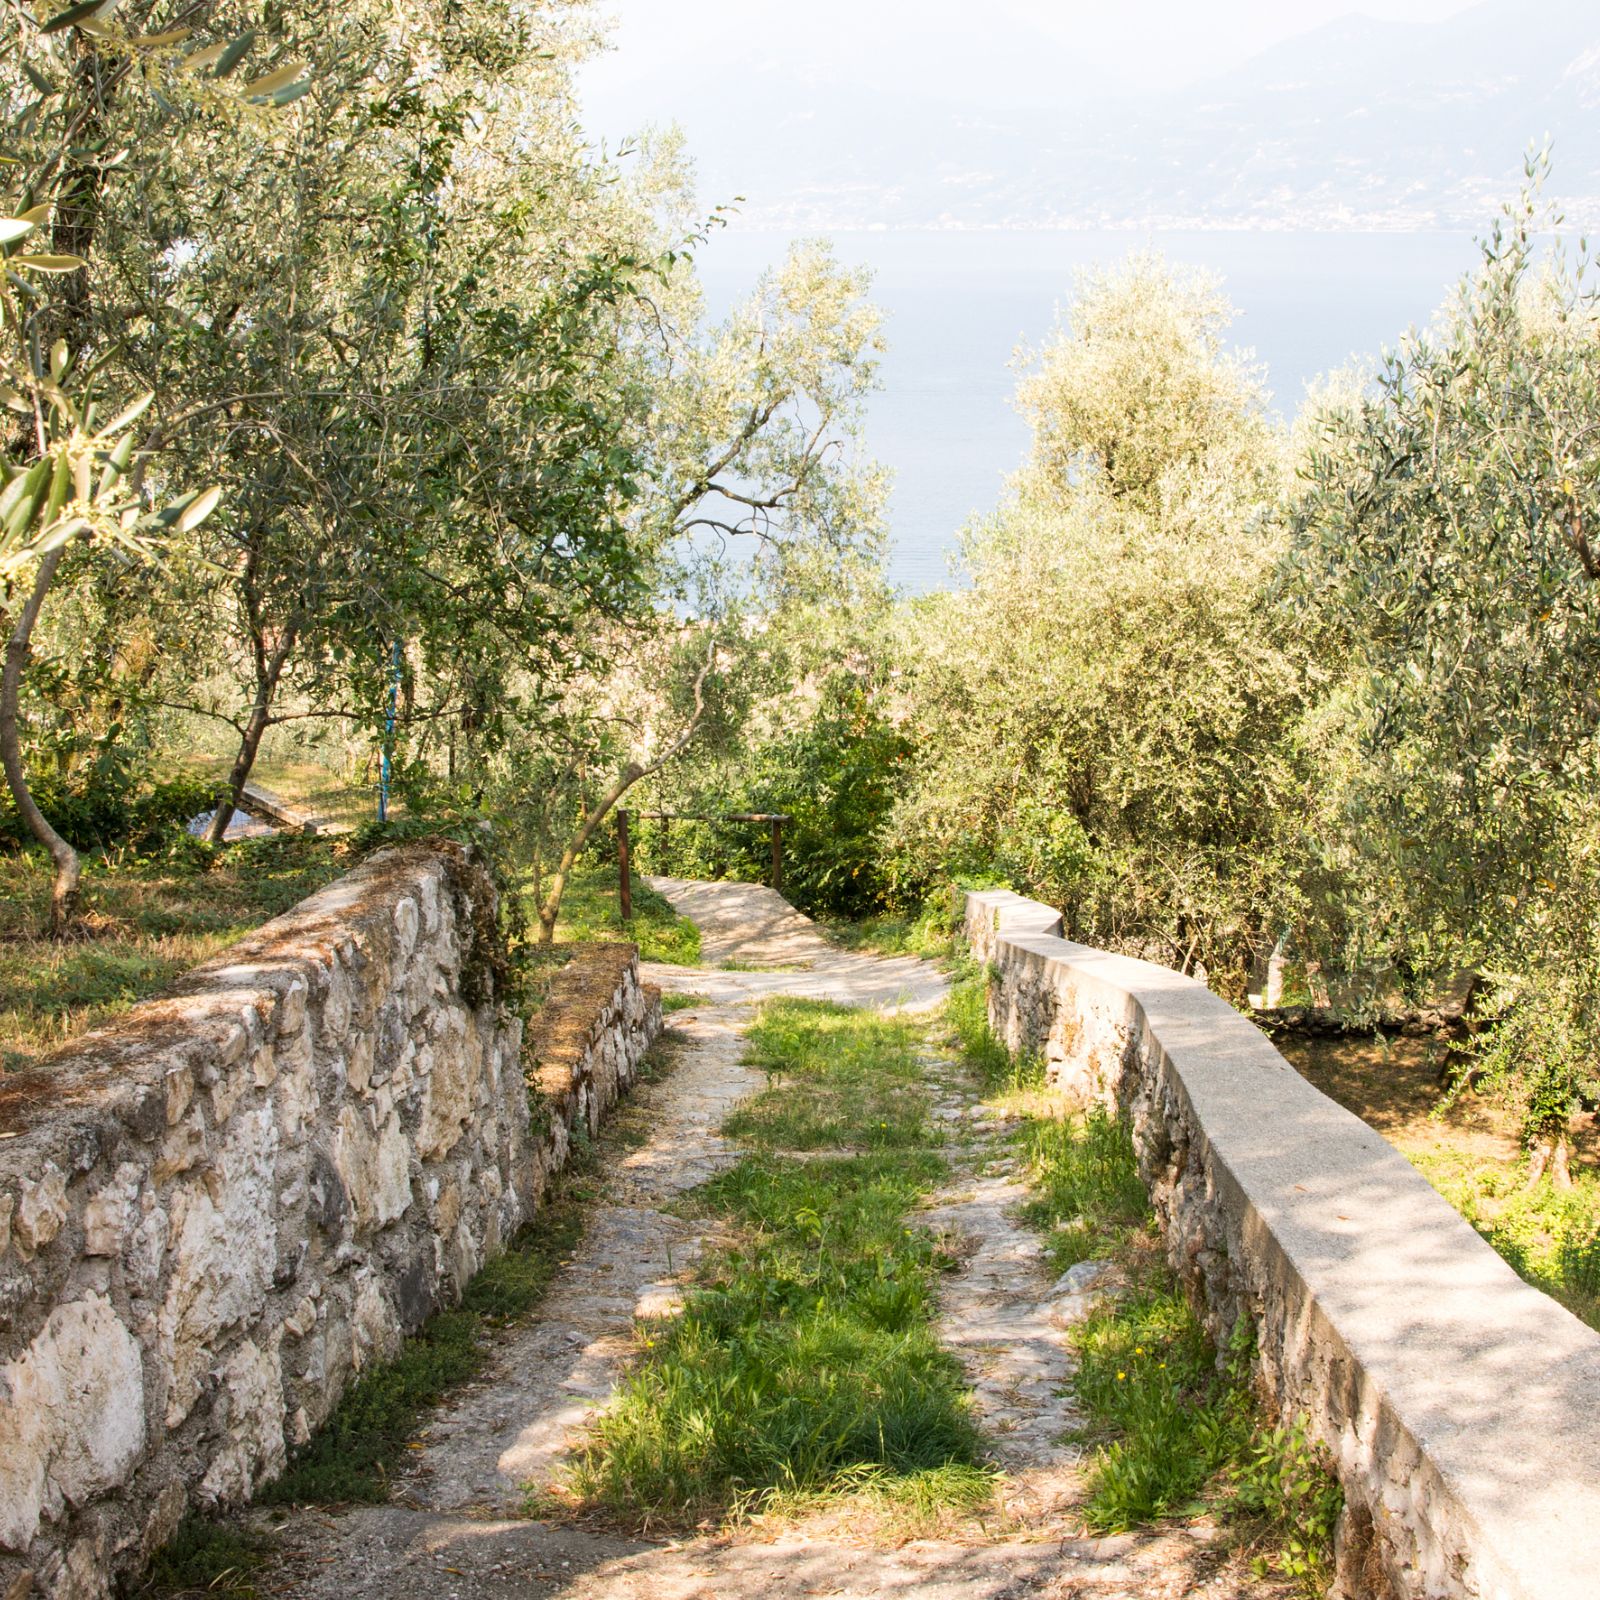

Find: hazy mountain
<box><xmin>620</xmin><ymin>1</ymin><xmax>1600</xmax><ymax>230</ymax></box>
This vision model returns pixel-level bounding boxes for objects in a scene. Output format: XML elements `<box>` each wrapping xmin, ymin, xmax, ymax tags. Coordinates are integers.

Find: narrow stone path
<box><xmin>264</xmin><ymin>881</ymin><xmax>1282</xmax><ymax>1600</ymax></box>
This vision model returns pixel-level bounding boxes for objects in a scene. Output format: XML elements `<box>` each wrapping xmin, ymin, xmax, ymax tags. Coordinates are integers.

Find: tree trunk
<box><xmin>205</xmin><ymin>622</ymin><xmax>297</xmax><ymax>846</ymax></box>
<box><xmin>1526</xmin><ymin>1131</ymin><xmax>1574</xmax><ymax>1189</ymax></box>
<box><xmin>535</xmin><ymin>761</ymin><xmax>647</xmax><ymax>944</ymax></box>
<box><xmin>1</xmin><ymin>546</ymin><xmax>82</xmax><ymax>935</ymax></box>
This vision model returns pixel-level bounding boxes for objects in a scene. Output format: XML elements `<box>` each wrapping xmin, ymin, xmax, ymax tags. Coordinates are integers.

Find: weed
<box><xmin>944</xmin><ymin>961</ymin><xmax>1016</xmax><ymax>1088</ymax></box>
<box><xmin>1225</xmin><ymin>1416</ymin><xmax>1344</xmax><ymax>1593</ymax></box>
<box><xmin>1021</xmin><ymin>1105</ymin><xmax>1151</xmax><ymax>1271</ymax></box>
<box><xmin>1074</xmin><ymin>1285</ymin><xmax>1251</xmax><ymax>1529</ymax></box>
<box><xmin>661</xmin><ymin>991</ymin><xmax>711</xmax><ymax>1014</ymax></box>
<box><xmin>726</xmin><ymin>998</ymin><xmax>934</xmax><ymax>1151</ymax></box>
<box><xmin>137</xmin><ymin>1517</ymin><xmax>271</xmax><ymax>1597</ymax></box>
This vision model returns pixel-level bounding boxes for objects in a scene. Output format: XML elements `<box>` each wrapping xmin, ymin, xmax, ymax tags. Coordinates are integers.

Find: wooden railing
<box><xmin>615</xmin><ymin>808</ymin><xmax>791</xmax><ymax>920</ymax></box>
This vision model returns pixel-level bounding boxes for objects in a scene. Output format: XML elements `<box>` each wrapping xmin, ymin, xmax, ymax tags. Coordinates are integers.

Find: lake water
<box><xmin>697</xmin><ymin>228</ymin><xmax>1483</xmax><ymax>592</ymax></box>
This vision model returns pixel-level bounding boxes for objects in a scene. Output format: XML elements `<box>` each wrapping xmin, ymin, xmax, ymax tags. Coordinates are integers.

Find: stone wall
<box><xmin>964</xmin><ymin>888</ymin><xmax>1600</xmax><ymax>1600</ymax></box>
<box><xmin>0</xmin><ymin>843</ymin><xmax>660</xmax><ymax>1600</ymax></box>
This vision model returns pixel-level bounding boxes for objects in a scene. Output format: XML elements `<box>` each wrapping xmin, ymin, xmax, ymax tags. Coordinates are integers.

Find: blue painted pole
<box><xmin>379</xmin><ymin>639</ymin><xmax>402</xmax><ymax>823</ymax></box>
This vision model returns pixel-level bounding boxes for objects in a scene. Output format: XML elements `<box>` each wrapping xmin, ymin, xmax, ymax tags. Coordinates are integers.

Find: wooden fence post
<box><xmin>618</xmin><ymin>808</ymin><xmax>632</xmax><ymax>922</ymax></box>
<box><xmin>771</xmin><ymin>817</ymin><xmax>783</xmax><ymax>892</ymax></box>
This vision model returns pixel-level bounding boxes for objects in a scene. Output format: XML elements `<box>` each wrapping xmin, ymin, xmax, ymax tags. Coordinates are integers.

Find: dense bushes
<box><xmin>0</xmin><ymin>772</ymin><xmax>225</xmax><ymax>857</ymax></box>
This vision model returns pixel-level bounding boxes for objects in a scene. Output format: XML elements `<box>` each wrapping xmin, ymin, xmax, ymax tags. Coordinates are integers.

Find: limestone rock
<box><xmin>159</xmin><ymin>1105</ymin><xmax>279</xmax><ymax>1426</ymax></box>
<box><xmin>13</xmin><ymin>1165</ymin><xmax>68</xmax><ymax>1262</ymax></box>
<box><xmin>0</xmin><ymin>1294</ymin><xmax>144</xmax><ymax>1552</ymax></box>
<box><xmin>197</xmin><ymin>1340</ymin><xmax>285</xmax><ymax>1505</ymax></box>
<box><xmin>333</xmin><ymin>1104</ymin><xmax>412</xmax><ymax>1231</ymax></box>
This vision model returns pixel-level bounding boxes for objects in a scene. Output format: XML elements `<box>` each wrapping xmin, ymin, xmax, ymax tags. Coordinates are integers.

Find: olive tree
<box><xmin>1</xmin><ymin>2</ymin><xmax>280</xmax><ymax>929</ymax></box>
<box><xmin>1287</xmin><ymin>155</ymin><xmax>1600</xmax><ymax>1178</ymax></box>
<box><xmin>888</xmin><ymin>253</ymin><xmax>1306</xmax><ymax>992</ymax></box>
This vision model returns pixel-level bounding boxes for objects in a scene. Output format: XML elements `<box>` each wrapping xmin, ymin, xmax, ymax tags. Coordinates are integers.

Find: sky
<box><xmin>580</xmin><ymin>0</ymin><xmax>1485</xmax><ymax>131</ymax></box>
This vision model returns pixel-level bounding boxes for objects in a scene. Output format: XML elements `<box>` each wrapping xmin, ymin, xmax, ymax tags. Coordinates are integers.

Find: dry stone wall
<box><xmin>965</xmin><ymin>888</ymin><xmax>1600</xmax><ymax>1600</ymax></box>
<box><xmin>0</xmin><ymin>843</ymin><xmax>660</xmax><ymax>1600</ymax></box>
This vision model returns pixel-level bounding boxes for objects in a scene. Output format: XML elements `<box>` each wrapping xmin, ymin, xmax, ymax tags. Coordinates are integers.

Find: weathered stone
<box><xmin>152</xmin><ymin>1112</ymin><xmax>206</xmax><ymax>1184</ymax></box>
<box><xmin>0</xmin><ymin>843</ymin><xmax>656</xmax><ymax>1600</ymax></box>
<box><xmin>282</xmin><ymin>1296</ymin><xmax>317</xmax><ymax>1339</ymax></box>
<box><xmin>12</xmin><ymin>1166</ymin><xmax>67</xmax><ymax>1261</ymax></box>
<box><xmin>333</xmin><ymin>1104</ymin><xmax>411</xmax><ymax>1232</ymax></box>
<box><xmin>82</xmin><ymin>1166</ymin><xmax>143</xmax><ymax>1258</ymax></box>
<box><xmin>0</xmin><ymin>1294</ymin><xmax>144</xmax><ymax>1552</ymax></box>
<box><xmin>123</xmin><ymin>1195</ymin><xmax>166</xmax><ymax>1305</ymax></box>
<box><xmin>350</xmin><ymin>1271</ymin><xmax>401</xmax><ymax>1371</ymax></box>
<box><xmin>277</xmin><ymin>977</ymin><xmax>307</xmax><ymax>1039</ymax></box>
<box><xmin>196</xmin><ymin>1340</ymin><xmax>284</xmax><ymax>1505</ymax></box>
<box><xmin>162</xmin><ymin>1066</ymin><xmax>193</xmax><ymax>1128</ymax></box>
<box><xmin>418</xmin><ymin>1042</ymin><xmax>474</xmax><ymax>1160</ymax></box>
<box><xmin>158</xmin><ymin>1105</ymin><xmax>278</xmax><ymax>1426</ymax></box>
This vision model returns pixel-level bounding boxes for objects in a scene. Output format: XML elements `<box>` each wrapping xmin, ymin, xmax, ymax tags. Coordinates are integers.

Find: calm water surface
<box><xmin>697</xmin><ymin>228</ymin><xmax>1481</xmax><ymax>593</ymax></box>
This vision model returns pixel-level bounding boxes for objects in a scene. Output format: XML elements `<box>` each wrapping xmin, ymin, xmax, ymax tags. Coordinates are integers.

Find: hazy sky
<box><xmin>581</xmin><ymin>0</ymin><xmax>1485</xmax><ymax>129</ymax></box>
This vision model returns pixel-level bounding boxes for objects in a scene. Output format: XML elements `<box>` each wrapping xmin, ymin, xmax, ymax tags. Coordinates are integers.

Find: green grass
<box><xmin>0</xmin><ymin>835</ymin><xmax>347</xmax><ymax>1073</ymax></box>
<box><xmin>661</xmin><ymin>991</ymin><xmax>711</xmax><ymax>1014</ymax></box>
<box><xmin>945</xmin><ymin>957</ymin><xmax>1034</xmax><ymax>1090</ymax></box>
<box><xmin>951</xmin><ymin>982</ymin><xmax>1341</xmax><ymax>1591</ymax></box>
<box><xmin>551</xmin><ymin>864</ymin><xmax>701</xmax><ymax>965</ymax></box>
<box><xmin>560</xmin><ymin>997</ymin><xmax>989</xmax><ymax>1528</ymax></box>
<box><xmin>138</xmin><ymin>1519</ymin><xmax>271</xmax><ymax>1598</ymax></box>
<box><xmin>1021</xmin><ymin>1105</ymin><xmax>1153</xmax><ymax>1273</ymax></box>
<box><xmin>818</xmin><ymin>905</ymin><xmax>956</xmax><ymax>961</ymax></box>
<box><xmin>726</xmin><ymin>998</ymin><xmax>936</xmax><ymax>1152</ymax></box>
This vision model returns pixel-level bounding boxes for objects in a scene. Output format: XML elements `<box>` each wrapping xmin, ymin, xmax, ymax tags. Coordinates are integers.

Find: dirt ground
<box><xmin>1274</xmin><ymin>1030</ymin><xmax>1600</xmax><ymax>1168</ymax></box>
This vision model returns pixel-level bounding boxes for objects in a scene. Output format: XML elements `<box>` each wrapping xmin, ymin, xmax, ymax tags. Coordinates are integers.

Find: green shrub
<box><xmin>1</xmin><ymin>770</ymin><xmax>228</xmax><ymax>855</ymax></box>
<box><xmin>1225</xmin><ymin>1416</ymin><xmax>1344</xmax><ymax>1591</ymax></box>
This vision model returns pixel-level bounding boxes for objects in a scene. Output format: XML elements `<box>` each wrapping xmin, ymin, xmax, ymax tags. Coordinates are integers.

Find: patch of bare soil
<box><xmin>1276</xmin><ymin>1031</ymin><xmax>1600</xmax><ymax>1166</ymax></box>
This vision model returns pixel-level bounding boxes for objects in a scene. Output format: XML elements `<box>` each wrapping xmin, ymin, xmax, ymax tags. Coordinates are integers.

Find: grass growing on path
<box><xmin>946</xmin><ymin>963</ymin><xmax>1342</xmax><ymax>1592</ymax></box>
<box><xmin>563</xmin><ymin>997</ymin><xmax>990</xmax><ymax>1527</ymax></box>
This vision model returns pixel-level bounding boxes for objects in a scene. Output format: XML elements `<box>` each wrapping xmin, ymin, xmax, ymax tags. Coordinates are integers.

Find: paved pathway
<box><xmin>265</xmin><ymin>882</ymin><xmax>1281</xmax><ymax>1600</ymax></box>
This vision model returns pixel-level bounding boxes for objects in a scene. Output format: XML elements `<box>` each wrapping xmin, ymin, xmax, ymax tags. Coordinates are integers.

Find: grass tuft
<box><xmin>661</xmin><ymin>991</ymin><xmax>711</xmax><ymax>1014</ymax></box>
<box><xmin>726</xmin><ymin>998</ymin><xmax>935</xmax><ymax>1152</ymax></box>
<box><xmin>138</xmin><ymin>1517</ymin><xmax>271</xmax><ymax>1597</ymax></box>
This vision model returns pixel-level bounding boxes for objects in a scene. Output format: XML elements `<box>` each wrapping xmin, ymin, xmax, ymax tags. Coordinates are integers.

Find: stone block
<box><xmin>12</xmin><ymin>1166</ymin><xmax>68</xmax><ymax>1262</ymax></box>
<box><xmin>158</xmin><ymin>1105</ymin><xmax>278</xmax><ymax>1427</ymax></box>
<box><xmin>0</xmin><ymin>1293</ymin><xmax>144</xmax><ymax>1552</ymax></box>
